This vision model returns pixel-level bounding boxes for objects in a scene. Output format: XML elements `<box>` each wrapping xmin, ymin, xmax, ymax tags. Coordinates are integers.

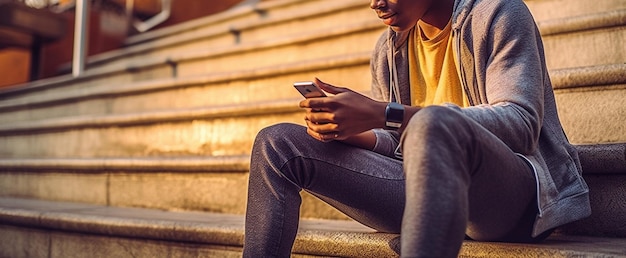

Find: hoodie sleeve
<box><xmin>456</xmin><ymin>0</ymin><xmax>546</xmax><ymax>155</ymax></box>
<box><xmin>369</xmin><ymin>30</ymin><xmax>402</xmax><ymax>157</ymax></box>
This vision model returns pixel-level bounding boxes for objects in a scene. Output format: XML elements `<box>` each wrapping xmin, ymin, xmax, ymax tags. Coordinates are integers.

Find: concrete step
<box><xmin>1</xmin><ymin>197</ymin><xmax>625</xmax><ymax>258</ymax></box>
<box><xmin>524</xmin><ymin>0</ymin><xmax>626</xmax><ymax>20</ymax></box>
<box><xmin>540</xmin><ymin>9</ymin><xmax>626</xmax><ymax>70</ymax></box>
<box><xmin>0</xmin><ymin>156</ymin><xmax>251</xmax><ymax>215</ymax></box>
<box><xmin>0</xmin><ymin>99</ymin><xmax>304</xmax><ymax>158</ymax></box>
<box><xmin>0</xmin><ymin>143</ymin><xmax>624</xmax><ymax>234</ymax></box>
<box><xmin>552</xmin><ymin>64</ymin><xmax>626</xmax><ymax>144</ymax></box>
<box><xmin>564</xmin><ymin>143</ymin><xmax>626</xmax><ymax>238</ymax></box>
<box><xmin>0</xmin><ymin>64</ymin><xmax>623</xmax><ymax>159</ymax></box>
<box><xmin>0</xmin><ymin>155</ymin><xmax>347</xmax><ymax>220</ymax></box>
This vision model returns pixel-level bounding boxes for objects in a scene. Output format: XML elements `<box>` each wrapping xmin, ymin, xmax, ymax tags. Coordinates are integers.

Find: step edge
<box><xmin>1</xmin><ymin>197</ymin><xmax>626</xmax><ymax>257</ymax></box>
<box><xmin>538</xmin><ymin>9</ymin><xmax>626</xmax><ymax>36</ymax></box>
<box><xmin>0</xmin><ymin>197</ymin><xmax>245</xmax><ymax>247</ymax></box>
<box><xmin>551</xmin><ymin>63</ymin><xmax>626</xmax><ymax>90</ymax></box>
<box><xmin>0</xmin><ymin>155</ymin><xmax>250</xmax><ymax>172</ymax></box>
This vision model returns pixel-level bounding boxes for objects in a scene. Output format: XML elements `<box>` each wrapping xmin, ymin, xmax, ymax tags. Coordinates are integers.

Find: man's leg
<box><xmin>243</xmin><ymin>123</ymin><xmax>406</xmax><ymax>257</ymax></box>
<box><xmin>400</xmin><ymin>106</ymin><xmax>536</xmax><ymax>258</ymax></box>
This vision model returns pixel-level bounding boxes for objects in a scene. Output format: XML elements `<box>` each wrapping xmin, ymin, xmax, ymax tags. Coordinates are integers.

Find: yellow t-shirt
<box><xmin>408</xmin><ymin>20</ymin><xmax>468</xmax><ymax>107</ymax></box>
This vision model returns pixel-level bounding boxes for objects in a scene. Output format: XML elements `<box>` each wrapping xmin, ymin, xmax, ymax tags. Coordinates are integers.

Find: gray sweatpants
<box><xmin>243</xmin><ymin>106</ymin><xmax>545</xmax><ymax>258</ymax></box>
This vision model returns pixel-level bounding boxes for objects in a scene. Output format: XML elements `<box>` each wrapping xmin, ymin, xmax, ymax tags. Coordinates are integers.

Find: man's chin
<box><xmin>389</xmin><ymin>25</ymin><xmax>413</xmax><ymax>32</ymax></box>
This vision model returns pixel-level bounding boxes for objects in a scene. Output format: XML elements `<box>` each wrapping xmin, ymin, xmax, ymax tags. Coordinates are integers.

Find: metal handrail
<box><xmin>130</xmin><ymin>0</ymin><xmax>171</xmax><ymax>33</ymax></box>
<box><xmin>72</xmin><ymin>0</ymin><xmax>88</xmax><ymax>77</ymax></box>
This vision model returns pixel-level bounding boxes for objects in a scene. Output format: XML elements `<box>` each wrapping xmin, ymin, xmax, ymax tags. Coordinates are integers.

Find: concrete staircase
<box><xmin>0</xmin><ymin>0</ymin><xmax>625</xmax><ymax>256</ymax></box>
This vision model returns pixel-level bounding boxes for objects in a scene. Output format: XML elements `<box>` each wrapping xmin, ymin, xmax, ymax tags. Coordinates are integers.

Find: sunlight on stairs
<box><xmin>0</xmin><ymin>0</ymin><xmax>625</xmax><ymax>257</ymax></box>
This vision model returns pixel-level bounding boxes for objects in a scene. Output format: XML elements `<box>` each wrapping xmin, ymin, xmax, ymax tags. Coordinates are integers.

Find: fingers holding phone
<box><xmin>297</xmin><ymin>82</ymin><xmax>334</xmax><ymax>129</ymax></box>
<box><xmin>295</xmin><ymin>81</ymin><xmax>329</xmax><ymax>113</ymax></box>
<box><xmin>294</xmin><ymin>81</ymin><xmax>339</xmax><ymax>141</ymax></box>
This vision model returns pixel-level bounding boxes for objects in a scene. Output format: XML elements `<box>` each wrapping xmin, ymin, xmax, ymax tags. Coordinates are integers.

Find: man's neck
<box><xmin>418</xmin><ymin>0</ymin><xmax>454</xmax><ymax>40</ymax></box>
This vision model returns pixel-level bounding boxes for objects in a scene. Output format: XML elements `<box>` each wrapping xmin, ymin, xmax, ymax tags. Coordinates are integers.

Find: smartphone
<box><xmin>294</xmin><ymin>81</ymin><xmax>326</xmax><ymax>98</ymax></box>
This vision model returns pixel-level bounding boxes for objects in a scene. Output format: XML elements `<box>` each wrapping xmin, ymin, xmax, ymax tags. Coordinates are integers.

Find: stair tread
<box><xmin>0</xmin><ymin>155</ymin><xmax>250</xmax><ymax>172</ymax></box>
<box><xmin>1</xmin><ymin>197</ymin><xmax>625</xmax><ymax>257</ymax></box>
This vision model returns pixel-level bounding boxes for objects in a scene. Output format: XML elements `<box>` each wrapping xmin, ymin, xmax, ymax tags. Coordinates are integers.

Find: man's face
<box><xmin>370</xmin><ymin>0</ymin><xmax>434</xmax><ymax>32</ymax></box>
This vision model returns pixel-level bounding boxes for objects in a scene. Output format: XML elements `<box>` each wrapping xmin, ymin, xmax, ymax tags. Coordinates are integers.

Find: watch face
<box><xmin>386</xmin><ymin>102</ymin><xmax>404</xmax><ymax>129</ymax></box>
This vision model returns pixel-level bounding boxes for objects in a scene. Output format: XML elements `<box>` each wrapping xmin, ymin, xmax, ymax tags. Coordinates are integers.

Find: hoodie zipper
<box><xmin>388</xmin><ymin>30</ymin><xmax>401</xmax><ymax>104</ymax></box>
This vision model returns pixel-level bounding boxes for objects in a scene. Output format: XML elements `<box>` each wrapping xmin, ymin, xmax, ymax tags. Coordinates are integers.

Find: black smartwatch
<box><xmin>385</xmin><ymin>102</ymin><xmax>404</xmax><ymax>130</ymax></box>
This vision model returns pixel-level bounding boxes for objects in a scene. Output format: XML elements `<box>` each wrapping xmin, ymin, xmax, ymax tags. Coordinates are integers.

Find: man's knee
<box><xmin>403</xmin><ymin>106</ymin><xmax>461</xmax><ymax>141</ymax></box>
<box><xmin>252</xmin><ymin>123</ymin><xmax>309</xmax><ymax>165</ymax></box>
<box><xmin>401</xmin><ymin>106</ymin><xmax>471</xmax><ymax>180</ymax></box>
<box><xmin>254</xmin><ymin>123</ymin><xmax>302</xmax><ymax>146</ymax></box>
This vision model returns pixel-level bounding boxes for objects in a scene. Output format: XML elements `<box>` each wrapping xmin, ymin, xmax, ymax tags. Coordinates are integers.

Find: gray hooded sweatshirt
<box><xmin>369</xmin><ymin>0</ymin><xmax>591</xmax><ymax>236</ymax></box>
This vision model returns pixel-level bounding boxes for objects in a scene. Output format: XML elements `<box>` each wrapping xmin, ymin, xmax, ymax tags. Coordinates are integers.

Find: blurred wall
<box><xmin>0</xmin><ymin>48</ymin><xmax>30</xmax><ymax>87</ymax></box>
